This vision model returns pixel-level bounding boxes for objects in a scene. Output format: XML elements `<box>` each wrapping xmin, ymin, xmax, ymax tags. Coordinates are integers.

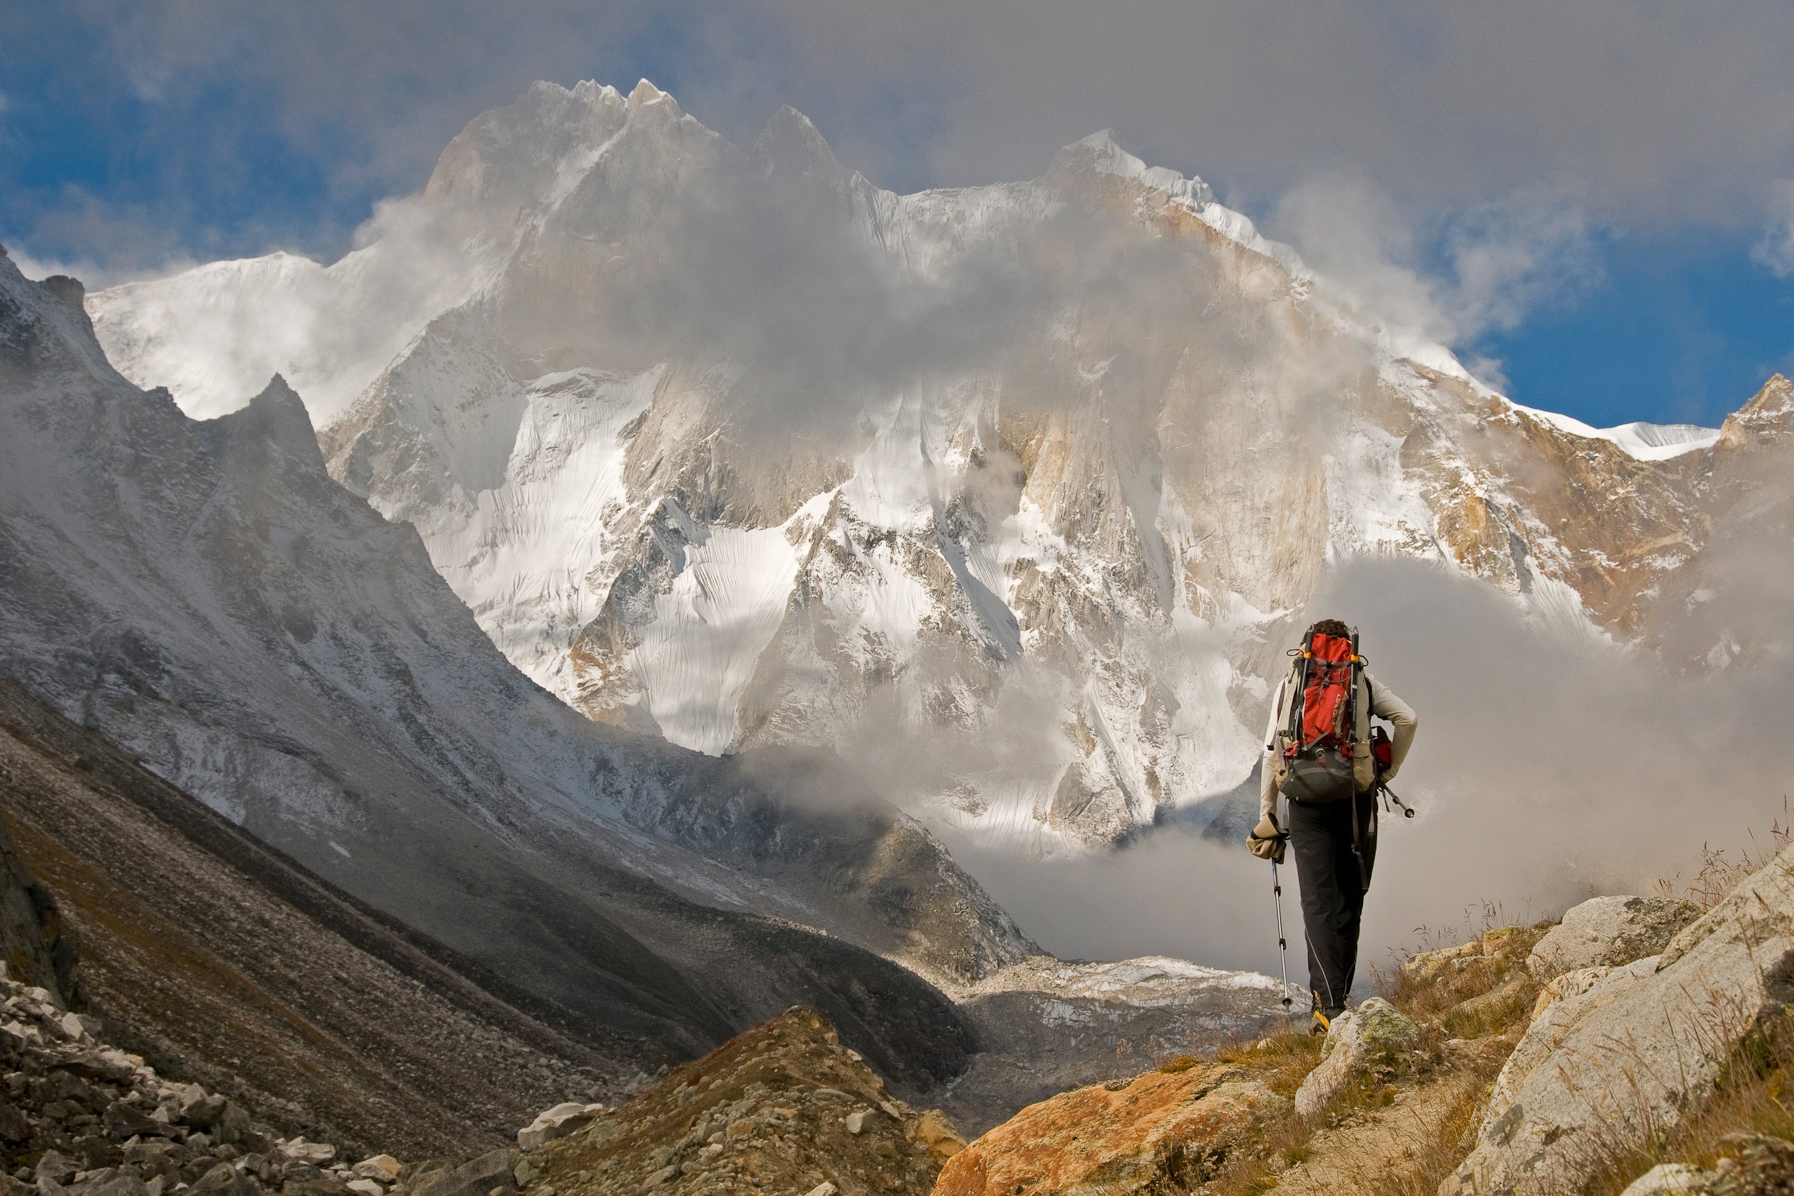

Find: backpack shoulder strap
<box><xmin>1275</xmin><ymin>654</ymin><xmax>1304</xmax><ymax>746</ymax></box>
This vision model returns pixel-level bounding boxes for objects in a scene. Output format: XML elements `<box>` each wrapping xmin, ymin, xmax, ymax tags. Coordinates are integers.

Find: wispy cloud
<box><xmin>1752</xmin><ymin>180</ymin><xmax>1794</xmax><ymax>279</ymax></box>
<box><xmin>1263</xmin><ymin>174</ymin><xmax>1600</xmax><ymax>390</ymax></box>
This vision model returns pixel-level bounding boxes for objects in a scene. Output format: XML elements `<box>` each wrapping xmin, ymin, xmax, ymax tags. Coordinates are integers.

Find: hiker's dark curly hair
<box><xmin>1306</xmin><ymin>618</ymin><xmax>1351</xmax><ymax>640</ymax></box>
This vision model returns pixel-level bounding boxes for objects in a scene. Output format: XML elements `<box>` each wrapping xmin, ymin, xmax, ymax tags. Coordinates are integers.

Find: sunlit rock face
<box><xmin>90</xmin><ymin>81</ymin><xmax>1788</xmax><ymax>852</ymax></box>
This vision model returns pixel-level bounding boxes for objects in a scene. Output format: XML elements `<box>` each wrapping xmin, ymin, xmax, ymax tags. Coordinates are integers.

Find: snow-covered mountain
<box><xmin>89</xmin><ymin>79</ymin><xmax>1790</xmax><ymax>852</ymax></box>
<box><xmin>0</xmin><ymin>251</ymin><xmax>1039</xmax><ymax>1060</ymax></box>
<box><xmin>0</xmin><ymin>249</ymin><xmax>1299</xmax><ymax>1113</ymax></box>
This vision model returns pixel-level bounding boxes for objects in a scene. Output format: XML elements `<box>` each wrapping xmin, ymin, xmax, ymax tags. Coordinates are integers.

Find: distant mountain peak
<box><xmin>1059</xmin><ymin>128</ymin><xmax>1216</xmax><ymax>210</ymax></box>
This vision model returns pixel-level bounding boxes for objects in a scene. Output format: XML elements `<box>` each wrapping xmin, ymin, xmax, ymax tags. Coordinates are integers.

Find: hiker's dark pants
<box><xmin>1287</xmin><ymin>791</ymin><xmax>1378</xmax><ymax>1012</ymax></box>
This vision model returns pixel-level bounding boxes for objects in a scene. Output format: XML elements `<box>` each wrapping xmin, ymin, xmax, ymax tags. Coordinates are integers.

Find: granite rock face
<box><xmin>1526</xmin><ymin>895</ymin><xmax>1700</xmax><ymax>979</ymax></box>
<box><xmin>1442</xmin><ymin>845</ymin><xmax>1794</xmax><ymax>1196</ymax></box>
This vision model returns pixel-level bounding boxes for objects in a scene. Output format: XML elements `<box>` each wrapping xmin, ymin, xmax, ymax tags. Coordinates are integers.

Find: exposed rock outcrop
<box><xmin>522</xmin><ymin>1006</ymin><xmax>958</xmax><ymax>1196</ymax></box>
<box><xmin>1526</xmin><ymin>894</ymin><xmax>1700</xmax><ymax>978</ymax></box>
<box><xmin>931</xmin><ymin>1061</ymin><xmax>1283</xmax><ymax>1196</ymax></box>
<box><xmin>1444</xmin><ymin>844</ymin><xmax>1794</xmax><ymax>1195</ymax></box>
<box><xmin>0</xmin><ymin>810</ymin><xmax>75</xmax><ymax>1009</ymax></box>
<box><xmin>1291</xmin><ymin>998</ymin><xmax>1419</xmax><ymax>1119</ymax></box>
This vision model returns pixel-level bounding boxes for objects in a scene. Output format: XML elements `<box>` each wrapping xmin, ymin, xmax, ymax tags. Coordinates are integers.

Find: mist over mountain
<box><xmin>78</xmin><ymin>80</ymin><xmax>1794</xmax><ymax>978</ymax></box>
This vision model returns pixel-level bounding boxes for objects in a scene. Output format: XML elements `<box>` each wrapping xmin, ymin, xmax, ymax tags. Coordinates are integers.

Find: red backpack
<box><xmin>1273</xmin><ymin>628</ymin><xmax>1373</xmax><ymax>803</ymax></box>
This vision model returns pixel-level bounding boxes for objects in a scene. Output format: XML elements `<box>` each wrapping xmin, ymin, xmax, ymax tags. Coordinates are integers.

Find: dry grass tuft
<box><xmin>1212</xmin><ymin>1031</ymin><xmax>1322</xmax><ymax>1097</ymax></box>
<box><xmin>1656</xmin><ymin>801</ymin><xmax>1791</xmax><ymax>910</ymax></box>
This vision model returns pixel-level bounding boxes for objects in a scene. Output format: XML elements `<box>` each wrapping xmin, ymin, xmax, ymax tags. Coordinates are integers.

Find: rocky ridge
<box><xmin>520</xmin><ymin>1006</ymin><xmax>965</xmax><ymax>1196</ymax></box>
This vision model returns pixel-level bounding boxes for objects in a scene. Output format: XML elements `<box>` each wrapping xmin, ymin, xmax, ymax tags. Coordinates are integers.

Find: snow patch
<box><xmin>1511</xmin><ymin>403</ymin><xmax>1721</xmax><ymax>461</ymax></box>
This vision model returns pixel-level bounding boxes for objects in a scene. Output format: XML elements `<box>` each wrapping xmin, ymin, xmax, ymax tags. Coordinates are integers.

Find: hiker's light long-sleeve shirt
<box><xmin>1258</xmin><ymin>671</ymin><xmax>1418</xmax><ymax>821</ymax></box>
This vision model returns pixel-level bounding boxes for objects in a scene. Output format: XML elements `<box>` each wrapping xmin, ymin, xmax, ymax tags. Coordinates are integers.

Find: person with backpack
<box><xmin>1246</xmin><ymin>618</ymin><xmax>1418</xmax><ymax>1033</ymax></box>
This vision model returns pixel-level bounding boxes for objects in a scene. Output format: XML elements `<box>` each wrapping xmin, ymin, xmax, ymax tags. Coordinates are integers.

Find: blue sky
<box><xmin>5</xmin><ymin>1</ymin><xmax>1794</xmax><ymax>429</ymax></box>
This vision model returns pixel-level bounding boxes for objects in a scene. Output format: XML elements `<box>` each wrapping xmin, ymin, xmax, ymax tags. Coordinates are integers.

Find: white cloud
<box><xmin>1752</xmin><ymin>180</ymin><xmax>1794</xmax><ymax>279</ymax></box>
<box><xmin>1265</xmin><ymin>174</ymin><xmax>1599</xmax><ymax>390</ymax></box>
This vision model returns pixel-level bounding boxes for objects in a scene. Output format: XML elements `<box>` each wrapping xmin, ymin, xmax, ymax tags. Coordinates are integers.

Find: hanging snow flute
<box><xmin>1273</xmin><ymin>627</ymin><xmax>1374</xmax><ymax>804</ymax></box>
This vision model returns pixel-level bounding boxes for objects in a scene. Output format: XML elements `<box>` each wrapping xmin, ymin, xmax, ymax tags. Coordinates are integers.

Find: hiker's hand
<box><xmin>1247</xmin><ymin>815</ymin><xmax>1286</xmax><ymax>863</ymax></box>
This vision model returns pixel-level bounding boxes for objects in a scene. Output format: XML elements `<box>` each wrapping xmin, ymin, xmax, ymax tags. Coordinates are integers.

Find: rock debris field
<box><xmin>0</xmin><ymin>966</ymin><xmax>403</xmax><ymax>1196</ymax></box>
<box><xmin>2</xmin><ymin>967</ymin><xmax>966</xmax><ymax>1196</ymax></box>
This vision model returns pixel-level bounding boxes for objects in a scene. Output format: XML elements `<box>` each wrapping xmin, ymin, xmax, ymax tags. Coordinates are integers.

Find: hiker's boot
<box><xmin>1310</xmin><ymin>1006</ymin><xmax>1345</xmax><ymax>1036</ymax></box>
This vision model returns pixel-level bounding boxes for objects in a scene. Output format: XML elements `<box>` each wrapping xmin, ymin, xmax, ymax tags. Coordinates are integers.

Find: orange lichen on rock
<box><xmin>931</xmin><ymin>1063</ymin><xmax>1284</xmax><ymax>1196</ymax></box>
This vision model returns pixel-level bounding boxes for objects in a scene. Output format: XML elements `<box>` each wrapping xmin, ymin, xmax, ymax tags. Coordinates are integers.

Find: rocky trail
<box><xmin>1258</xmin><ymin>1062</ymin><xmax>1486</xmax><ymax>1196</ymax></box>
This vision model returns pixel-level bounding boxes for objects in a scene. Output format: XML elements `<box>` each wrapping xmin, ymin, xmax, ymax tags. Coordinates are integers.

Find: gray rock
<box><xmin>0</xmin><ymin>1102</ymin><xmax>27</xmax><ymax>1143</ymax></box>
<box><xmin>409</xmin><ymin>1152</ymin><xmax>516</xmax><ymax>1196</ymax></box>
<box><xmin>212</xmin><ymin>1103</ymin><xmax>251</xmax><ymax>1147</ymax></box>
<box><xmin>1526</xmin><ymin>964</ymin><xmax>1612</xmax><ymax>1021</ymax></box>
<box><xmin>179</xmin><ymin>1096</ymin><xmax>228</xmax><ymax>1132</ymax></box>
<box><xmin>515</xmin><ymin>1103</ymin><xmax>603</xmax><ymax>1151</ymax></box>
<box><xmin>1527</xmin><ymin>895</ymin><xmax>1700</xmax><ymax>978</ymax></box>
<box><xmin>350</xmin><ymin>1160</ymin><xmax>399</xmax><ymax>1185</ymax></box>
<box><xmin>1619</xmin><ymin>1163</ymin><xmax>1716</xmax><ymax>1194</ymax></box>
<box><xmin>1293</xmin><ymin>997</ymin><xmax>1419</xmax><ymax>1118</ymax></box>
<box><xmin>79</xmin><ymin>1177</ymin><xmax>148</xmax><ymax>1196</ymax></box>
<box><xmin>36</xmin><ymin>1155</ymin><xmax>77</xmax><ymax>1188</ymax></box>
<box><xmin>1442</xmin><ymin>844</ymin><xmax>1794</xmax><ymax>1196</ymax></box>
<box><xmin>0</xmin><ymin>812</ymin><xmax>77</xmax><ymax>1009</ymax></box>
<box><xmin>105</xmin><ymin>1104</ymin><xmax>167</xmax><ymax>1141</ymax></box>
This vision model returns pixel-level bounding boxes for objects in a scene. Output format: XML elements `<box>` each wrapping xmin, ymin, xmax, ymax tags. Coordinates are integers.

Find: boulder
<box><xmin>103</xmin><ymin>1103</ymin><xmax>168</xmax><ymax>1140</ymax></box>
<box><xmin>932</xmin><ymin>1062</ymin><xmax>1284</xmax><ymax>1196</ymax></box>
<box><xmin>81</xmin><ymin>1176</ymin><xmax>148</xmax><ymax>1196</ymax></box>
<box><xmin>1442</xmin><ymin>844</ymin><xmax>1794</xmax><ymax>1196</ymax></box>
<box><xmin>1527</xmin><ymin>895</ymin><xmax>1699</xmax><ymax>978</ymax></box>
<box><xmin>1619</xmin><ymin>1164</ymin><xmax>1716</xmax><ymax>1195</ymax></box>
<box><xmin>192</xmin><ymin>1163</ymin><xmax>260</xmax><ymax>1196</ymax></box>
<box><xmin>1401</xmin><ymin>941</ymin><xmax>1484</xmax><ymax>987</ymax></box>
<box><xmin>516</xmin><ymin>1102</ymin><xmax>603</xmax><ymax>1150</ymax></box>
<box><xmin>914</xmin><ymin>1109</ymin><xmax>965</xmax><ymax>1162</ymax></box>
<box><xmin>351</xmin><ymin>1158</ymin><xmax>401</xmax><ymax>1184</ymax></box>
<box><xmin>1292</xmin><ymin>998</ymin><xmax>1419</xmax><ymax>1119</ymax></box>
<box><xmin>409</xmin><ymin>1150</ymin><xmax>517</xmax><ymax>1196</ymax></box>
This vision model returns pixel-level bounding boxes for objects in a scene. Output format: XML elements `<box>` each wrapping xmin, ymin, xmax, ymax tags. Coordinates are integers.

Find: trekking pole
<box><xmin>1270</xmin><ymin>858</ymin><xmax>1295</xmax><ymax>1016</ymax></box>
<box><xmin>1380</xmin><ymin>783</ymin><xmax>1417</xmax><ymax>818</ymax></box>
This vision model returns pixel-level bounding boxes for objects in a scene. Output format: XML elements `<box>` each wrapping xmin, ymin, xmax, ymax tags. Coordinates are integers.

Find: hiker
<box><xmin>1246</xmin><ymin>618</ymin><xmax>1417</xmax><ymax>1033</ymax></box>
